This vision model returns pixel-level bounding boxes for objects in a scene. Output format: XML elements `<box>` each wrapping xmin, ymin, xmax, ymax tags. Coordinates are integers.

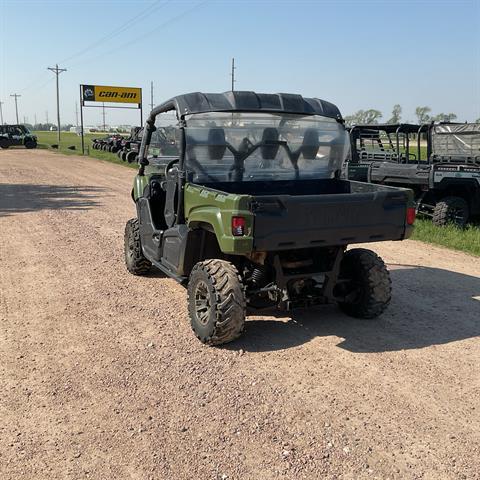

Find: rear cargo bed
<box><xmin>252</xmin><ymin>180</ymin><xmax>413</xmax><ymax>250</ymax></box>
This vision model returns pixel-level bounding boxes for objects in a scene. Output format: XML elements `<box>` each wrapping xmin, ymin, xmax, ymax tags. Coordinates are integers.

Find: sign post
<box><xmin>79</xmin><ymin>84</ymin><xmax>143</xmax><ymax>155</ymax></box>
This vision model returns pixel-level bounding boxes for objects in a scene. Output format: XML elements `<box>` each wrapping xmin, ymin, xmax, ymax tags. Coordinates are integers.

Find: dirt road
<box><xmin>1</xmin><ymin>150</ymin><xmax>479</xmax><ymax>480</ymax></box>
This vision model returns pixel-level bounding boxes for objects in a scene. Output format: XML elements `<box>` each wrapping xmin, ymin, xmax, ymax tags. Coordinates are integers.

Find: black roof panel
<box><xmin>152</xmin><ymin>91</ymin><xmax>343</xmax><ymax>120</ymax></box>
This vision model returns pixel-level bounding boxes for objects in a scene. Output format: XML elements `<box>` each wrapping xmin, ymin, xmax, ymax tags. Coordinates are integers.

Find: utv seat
<box><xmin>187</xmin><ymin>127</ymin><xmax>232</xmax><ymax>182</ymax></box>
<box><xmin>300</xmin><ymin>128</ymin><xmax>320</xmax><ymax>159</ymax></box>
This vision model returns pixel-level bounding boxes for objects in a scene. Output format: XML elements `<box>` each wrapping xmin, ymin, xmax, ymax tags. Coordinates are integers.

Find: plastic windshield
<box><xmin>184</xmin><ymin>112</ymin><xmax>349</xmax><ymax>183</ymax></box>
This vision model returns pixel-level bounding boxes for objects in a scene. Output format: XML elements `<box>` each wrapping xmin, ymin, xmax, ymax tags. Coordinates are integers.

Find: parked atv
<box><xmin>124</xmin><ymin>91</ymin><xmax>415</xmax><ymax>345</ymax></box>
<box><xmin>92</xmin><ymin>134</ymin><xmax>124</xmax><ymax>153</ymax></box>
<box><xmin>117</xmin><ymin>127</ymin><xmax>143</xmax><ymax>163</ymax></box>
<box><xmin>0</xmin><ymin>124</ymin><xmax>37</xmax><ymax>149</ymax></box>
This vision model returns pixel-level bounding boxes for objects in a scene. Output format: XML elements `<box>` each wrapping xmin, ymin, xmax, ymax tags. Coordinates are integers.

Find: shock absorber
<box><xmin>250</xmin><ymin>265</ymin><xmax>267</xmax><ymax>287</ymax></box>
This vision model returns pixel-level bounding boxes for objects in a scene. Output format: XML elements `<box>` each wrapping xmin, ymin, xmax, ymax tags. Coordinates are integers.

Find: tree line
<box><xmin>344</xmin><ymin>105</ymin><xmax>480</xmax><ymax>127</ymax></box>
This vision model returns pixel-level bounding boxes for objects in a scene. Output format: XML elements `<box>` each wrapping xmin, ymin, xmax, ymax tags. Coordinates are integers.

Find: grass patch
<box><xmin>34</xmin><ymin>131</ymin><xmax>137</xmax><ymax>169</ymax></box>
<box><xmin>412</xmin><ymin>218</ymin><xmax>480</xmax><ymax>257</ymax></box>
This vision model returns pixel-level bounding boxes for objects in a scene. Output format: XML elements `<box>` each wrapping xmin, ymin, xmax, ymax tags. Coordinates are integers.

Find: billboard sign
<box><xmin>81</xmin><ymin>84</ymin><xmax>142</xmax><ymax>105</ymax></box>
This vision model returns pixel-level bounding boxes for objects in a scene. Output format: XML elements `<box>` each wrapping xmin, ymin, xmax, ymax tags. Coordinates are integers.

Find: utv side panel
<box><xmin>133</xmin><ymin>175</ymin><xmax>149</xmax><ymax>201</ymax></box>
<box><xmin>137</xmin><ymin>198</ymin><xmax>163</xmax><ymax>261</ymax></box>
<box><xmin>184</xmin><ymin>183</ymin><xmax>254</xmax><ymax>254</ymax></box>
<box><xmin>369</xmin><ymin>163</ymin><xmax>431</xmax><ymax>187</ymax></box>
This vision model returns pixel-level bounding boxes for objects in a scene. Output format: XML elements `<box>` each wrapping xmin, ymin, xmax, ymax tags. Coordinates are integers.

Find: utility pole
<box><xmin>10</xmin><ymin>94</ymin><xmax>21</xmax><ymax>124</ymax></box>
<box><xmin>150</xmin><ymin>81</ymin><xmax>154</xmax><ymax>111</ymax></box>
<box><xmin>75</xmin><ymin>102</ymin><xmax>79</xmax><ymax>127</ymax></box>
<box><xmin>34</xmin><ymin>114</ymin><xmax>37</xmax><ymax>127</ymax></box>
<box><xmin>46</xmin><ymin>110</ymin><xmax>49</xmax><ymax>125</ymax></box>
<box><xmin>102</xmin><ymin>103</ymin><xmax>106</xmax><ymax>132</ymax></box>
<box><xmin>230</xmin><ymin>58</ymin><xmax>236</xmax><ymax>91</ymax></box>
<box><xmin>0</xmin><ymin>100</ymin><xmax>4</xmax><ymax>125</ymax></box>
<box><xmin>47</xmin><ymin>64</ymin><xmax>67</xmax><ymax>142</ymax></box>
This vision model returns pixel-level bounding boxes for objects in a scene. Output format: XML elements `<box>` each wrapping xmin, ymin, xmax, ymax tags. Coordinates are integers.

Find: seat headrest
<box><xmin>207</xmin><ymin>128</ymin><xmax>226</xmax><ymax>160</ymax></box>
<box><xmin>261</xmin><ymin>127</ymin><xmax>279</xmax><ymax>160</ymax></box>
<box><xmin>301</xmin><ymin>128</ymin><xmax>320</xmax><ymax>160</ymax></box>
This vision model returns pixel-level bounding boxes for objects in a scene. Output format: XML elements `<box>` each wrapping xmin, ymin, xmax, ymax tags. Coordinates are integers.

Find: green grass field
<box><xmin>34</xmin><ymin>131</ymin><xmax>137</xmax><ymax>169</ymax></box>
<box><xmin>34</xmin><ymin>131</ymin><xmax>480</xmax><ymax>256</ymax></box>
<box><xmin>412</xmin><ymin>218</ymin><xmax>480</xmax><ymax>257</ymax></box>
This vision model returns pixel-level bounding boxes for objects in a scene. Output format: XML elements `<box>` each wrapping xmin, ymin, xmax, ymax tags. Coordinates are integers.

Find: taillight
<box><xmin>232</xmin><ymin>216</ymin><xmax>246</xmax><ymax>236</ymax></box>
<box><xmin>406</xmin><ymin>207</ymin><xmax>416</xmax><ymax>225</ymax></box>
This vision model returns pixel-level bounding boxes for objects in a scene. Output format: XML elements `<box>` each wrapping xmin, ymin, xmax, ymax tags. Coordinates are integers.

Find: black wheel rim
<box><xmin>448</xmin><ymin>207</ymin><xmax>465</xmax><ymax>226</ymax></box>
<box><xmin>336</xmin><ymin>278</ymin><xmax>362</xmax><ymax>304</ymax></box>
<box><xmin>194</xmin><ymin>281</ymin><xmax>211</xmax><ymax>326</ymax></box>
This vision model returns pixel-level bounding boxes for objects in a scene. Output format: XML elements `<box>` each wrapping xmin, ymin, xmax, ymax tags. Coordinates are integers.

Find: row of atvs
<box><xmin>91</xmin><ymin>127</ymin><xmax>142</xmax><ymax>163</ymax></box>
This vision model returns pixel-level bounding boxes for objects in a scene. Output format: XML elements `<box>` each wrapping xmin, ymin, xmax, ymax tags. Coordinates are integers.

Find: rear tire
<box><xmin>337</xmin><ymin>248</ymin><xmax>391</xmax><ymax>319</ymax></box>
<box><xmin>187</xmin><ymin>260</ymin><xmax>246</xmax><ymax>345</ymax></box>
<box><xmin>124</xmin><ymin>218</ymin><xmax>151</xmax><ymax>275</ymax></box>
<box><xmin>433</xmin><ymin>196</ymin><xmax>469</xmax><ymax>227</ymax></box>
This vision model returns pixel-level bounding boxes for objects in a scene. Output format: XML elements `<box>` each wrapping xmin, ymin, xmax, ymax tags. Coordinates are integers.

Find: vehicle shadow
<box><xmin>0</xmin><ymin>183</ymin><xmax>106</xmax><ymax>216</ymax></box>
<box><xmin>228</xmin><ymin>265</ymin><xmax>480</xmax><ymax>353</ymax></box>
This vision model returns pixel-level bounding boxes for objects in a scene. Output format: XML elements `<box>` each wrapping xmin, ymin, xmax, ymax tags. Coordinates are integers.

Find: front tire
<box><xmin>124</xmin><ymin>218</ymin><xmax>151</xmax><ymax>275</ymax></box>
<box><xmin>187</xmin><ymin>260</ymin><xmax>246</xmax><ymax>345</ymax></box>
<box><xmin>126</xmin><ymin>150</ymin><xmax>137</xmax><ymax>163</ymax></box>
<box><xmin>433</xmin><ymin>196</ymin><xmax>469</xmax><ymax>227</ymax></box>
<box><xmin>337</xmin><ymin>248</ymin><xmax>391</xmax><ymax>319</ymax></box>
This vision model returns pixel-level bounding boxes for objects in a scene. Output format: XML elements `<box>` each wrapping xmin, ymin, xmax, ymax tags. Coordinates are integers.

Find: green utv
<box><xmin>124</xmin><ymin>91</ymin><xmax>416</xmax><ymax>345</ymax></box>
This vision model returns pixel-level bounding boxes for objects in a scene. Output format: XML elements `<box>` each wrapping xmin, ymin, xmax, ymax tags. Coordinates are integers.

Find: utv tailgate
<box><xmin>252</xmin><ymin>181</ymin><xmax>412</xmax><ymax>250</ymax></box>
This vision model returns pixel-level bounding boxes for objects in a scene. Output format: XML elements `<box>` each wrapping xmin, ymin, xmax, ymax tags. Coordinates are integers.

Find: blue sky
<box><xmin>0</xmin><ymin>0</ymin><xmax>479</xmax><ymax>126</ymax></box>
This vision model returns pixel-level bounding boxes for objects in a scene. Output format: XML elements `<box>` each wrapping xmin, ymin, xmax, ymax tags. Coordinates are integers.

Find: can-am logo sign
<box><xmin>81</xmin><ymin>85</ymin><xmax>142</xmax><ymax>105</ymax></box>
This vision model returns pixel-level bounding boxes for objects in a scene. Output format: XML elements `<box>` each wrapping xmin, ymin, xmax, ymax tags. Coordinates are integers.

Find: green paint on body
<box><xmin>184</xmin><ymin>183</ymin><xmax>254</xmax><ymax>254</ymax></box>
<box><xmin>132</xmin><ymin>162</ymin><xmax>170</xmax><ymax>200</ymax></box>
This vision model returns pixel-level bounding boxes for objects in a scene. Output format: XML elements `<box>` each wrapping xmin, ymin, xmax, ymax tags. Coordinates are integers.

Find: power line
<box><xmin>10</xmin><ymin>94</ymin><xmax>21</xmax><ymax>124</ymax></box>
<box><xmin>69</xmin><ymin>1</ymin><xmax>206</xmax><ymax>70</ymax></box>
<box><xmin>47</xmin><ymin>64</ymin><xmax>67</xmax><ymax>142</ymax></box>
<box><xmin>18</xmin><ymin>72</ymin><xmax>50</xmax><ymax>94</ymax></box>
<box><xmin>59</xmin><ymin>0</ymin><xmax>169</xmax><ymax>65</ymax></box>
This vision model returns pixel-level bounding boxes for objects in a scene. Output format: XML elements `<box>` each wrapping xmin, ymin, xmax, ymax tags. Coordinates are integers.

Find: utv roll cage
<box><xmin>349</xmin><ymin>123</ymin><xmax>431</xmax><ymax>165</ymax></box>
<box><xmin>138</xmin><ymin>91</ymin><xmax>344</xmax><ymax>171</ymax></box>
<box><xmin>137</xmin><ymin>92</ymin><xmax>345</xmax><ymax>223</ymax></box>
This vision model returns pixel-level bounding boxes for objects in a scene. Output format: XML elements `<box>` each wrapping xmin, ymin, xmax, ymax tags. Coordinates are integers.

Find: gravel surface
<box><xmin>0</xmin><ymin>149</ymin><xmax>479</xmax><ymax>480</ymax></box>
